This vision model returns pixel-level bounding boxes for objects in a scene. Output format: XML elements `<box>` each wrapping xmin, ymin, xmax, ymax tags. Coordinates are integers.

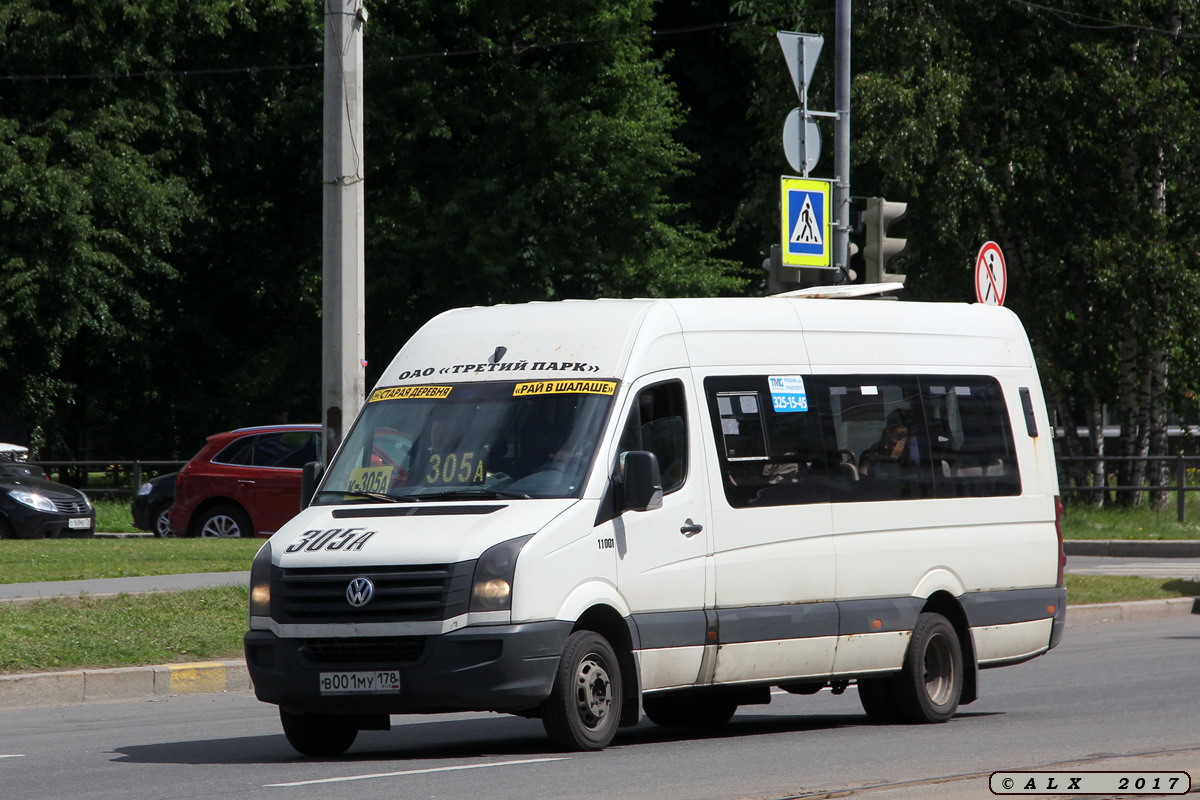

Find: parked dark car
<box><xmin>0</xmin><ymin>462</ymin><xmax>95</xmax><ymax>539</ymax></box>
<box><xmin>171</xmin><ymin>424</ymin><xmax>321</xmax><ymax>538</ymax></box>
<box><xmin>131</xmin><ymin>471</ymin><xmax>178</xmax><ymax>537</ymax></box>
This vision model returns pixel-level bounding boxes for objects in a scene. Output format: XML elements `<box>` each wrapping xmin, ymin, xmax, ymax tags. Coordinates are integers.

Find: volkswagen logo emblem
<box><xmin>346</xmin><ymin>577</ymin><xmax>375</xmax><ymax>608</ymax></box>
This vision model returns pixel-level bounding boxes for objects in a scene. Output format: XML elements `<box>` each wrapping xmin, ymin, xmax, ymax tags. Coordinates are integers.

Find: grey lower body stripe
<box><xmin>630</xmin><ymin>588</ymin><xmax>1061</xmax><ymax>650</ymax></box>
<box><xmin>716</xmin><ymin>602</ymin><xmax>839</xmax><ymax>644</ymax></box>
<box><xmin>961</xmin><ymin>587</ymin><xmax>1066</xmax><ymax>627</ymax></box>
<box><xmin>837</xmin><ymin>597</ymin><xmax>924</xmax><ymax>636</ymax></box>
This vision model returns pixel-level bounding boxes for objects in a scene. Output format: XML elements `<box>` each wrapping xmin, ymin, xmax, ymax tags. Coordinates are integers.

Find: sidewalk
<box><xmin>0</xmin><ymin>544</ymin><xmax>1196</xmax><ymax>710</ymax></box>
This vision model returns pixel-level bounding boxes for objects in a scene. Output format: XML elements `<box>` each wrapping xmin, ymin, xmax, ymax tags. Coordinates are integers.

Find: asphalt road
<box><xmin>0</xmin><ymin>613</ymin><xmax>1196</xmax><ymax>800</ymax></box>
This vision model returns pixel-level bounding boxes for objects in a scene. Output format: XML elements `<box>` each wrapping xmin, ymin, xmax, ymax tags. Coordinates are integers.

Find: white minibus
<box><xmin>244</xmin><ymin>295</ymin><xmax>1066</xmax><ymax>756</ymax></box>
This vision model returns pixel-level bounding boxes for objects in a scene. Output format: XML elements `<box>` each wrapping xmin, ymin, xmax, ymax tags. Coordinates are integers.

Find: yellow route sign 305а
<box><xmin>780</xmin><ymin>176</ymin><xmax>831</xmax><ymax>268</ymax></box>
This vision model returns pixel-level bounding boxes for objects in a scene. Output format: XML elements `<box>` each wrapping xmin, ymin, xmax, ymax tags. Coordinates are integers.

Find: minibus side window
<box><xmin>922</xmin><ymin>377</ymin><xmax>1021</xmax><ymax>497</ymax></box>
<box><xmin>618</xmin><ymin>381</ymin><xmax>688</xmax><ymax>494</ymax></box>
<box><xmin>818</xmin><ymin>376</ymin><xmax>935</xmax><ymax>502</ymax></box>
<box><xmin>704</xmin><ymin>376</ymin><xmax>833</xmax><ymax>508</ymax></box>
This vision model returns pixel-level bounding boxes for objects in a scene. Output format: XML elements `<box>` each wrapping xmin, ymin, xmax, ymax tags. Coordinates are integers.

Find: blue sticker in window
<box><xmin>768</xmin><ymin>375</ymin><xmax>808</xmax><ymax>413</ymax></box>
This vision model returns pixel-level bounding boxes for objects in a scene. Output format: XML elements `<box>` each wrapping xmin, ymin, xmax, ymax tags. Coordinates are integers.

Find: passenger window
<box><xmin>618</xmin><ymin>381</ymin><xmax>688</xmax><ymax>494</ymax></box>
<box><xmin>922</xmin><ymin>378</ymin><xmax>1020</xmax><ymax>497</ymax></box>
<box><xmin>705</xmin><ymin>376</ymin><xmax>833</xmax><ymax>508</ymax></box>
<box><xmin>821</xmin><ymin>377</ymin><xmax>934</xmax><ymax>501</ymax></box>
<box><xmin>217</xmin><ymin>432</ymin><xmax>317</xmax><ymax>469</ymax></box>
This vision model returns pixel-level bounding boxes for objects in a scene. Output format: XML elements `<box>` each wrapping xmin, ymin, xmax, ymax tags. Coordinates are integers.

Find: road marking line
<box><xmin>0</xmin><ymin>755</ymin><xmax>25</xmax><ymax>759</ymax></box>
<box><xmin>266</xmin><ymin>756</ymin><xmax>569</xmax><ymax>787</ymax></box>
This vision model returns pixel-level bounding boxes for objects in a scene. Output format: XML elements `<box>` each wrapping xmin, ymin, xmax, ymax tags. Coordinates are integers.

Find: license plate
<box><xmin>68</xmin><ymin>518</ymin><xmax>90</xmax><ymax>530</ymax></box>
<box><xmin>319</xmin><ymin>670</ymin><xmax>401</xmax><ymax>695</ymax></box>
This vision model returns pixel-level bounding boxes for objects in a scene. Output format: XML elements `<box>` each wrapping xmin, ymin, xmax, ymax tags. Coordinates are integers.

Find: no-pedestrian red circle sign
<box><xmin>975</xmin><ymin>241</ymin><xmax>1007</xmax><ymax>306</ymax></box>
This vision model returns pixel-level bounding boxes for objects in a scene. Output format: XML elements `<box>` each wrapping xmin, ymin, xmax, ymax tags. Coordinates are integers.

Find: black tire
<box><xmin>280</xmin><ymin>710</ymin><xmax>358</xmax><ymax>757</ymax></box>
<box><xmin>541</xmin><ymin>630</ymin><xmax>623</xmax><ymax>751</ymax></box>
<box><xmin>893</xmin><ymin>612</ymin><xmax>963</xmax><ymax>724</ymax></box>
<box><xmin>857</xmin><ymin>677</ymin><xmax>902</xmax><ymax>724</ymax></box>
<box><xmin>643</xmin><ymin>691</ymin><xmax>738</xmax><ymax>728</ymax></box>
<box><xmin>194</xmin><ymin>504</ymin><xmax>251</xmax><ymax>538</ymax></box>
<box><xmin>0</xmin><ymin>515</ymin><xmax>13</xmax><ymax>539</ymax></box>
<box><xmin>151</xmin><ymin>503</ymin><xmax>174</xmax><ymax>538</ymax></box>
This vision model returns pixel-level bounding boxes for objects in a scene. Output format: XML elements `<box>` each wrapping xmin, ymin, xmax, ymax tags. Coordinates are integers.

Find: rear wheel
<box><xmin>280</xmin><ymin>710</ymin><xmax>358</xmax><ymax>757</ymax></box>
<box><xmin>643</xmin><ymin>691</ymin><xmax>738</xmax><ymax>728</ymax></box>
<box><xmin>893</xmin><ymin>612</ymin><xmax>963</xmax><ymax>723</ymax></box>
<box><xmin>195</xmin><ymin>504</ymin><xmax>251</xmax><ymax>538</ymax></box>
<box><xmin>541</xmin><ymin>630</ymin><xmax>622</xmax><ymax>751</ymax></box>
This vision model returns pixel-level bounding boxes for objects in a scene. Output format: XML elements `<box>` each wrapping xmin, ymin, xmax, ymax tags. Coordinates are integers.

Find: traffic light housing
<box><xmin>763</xmin><ymin>244</ymin><xmax>840</xmax><ymax>294</ymax></box>
<box><xmin>863</xmin><ymin>197</ymin><xmax>908</xmax><ymax>284</ymax></box>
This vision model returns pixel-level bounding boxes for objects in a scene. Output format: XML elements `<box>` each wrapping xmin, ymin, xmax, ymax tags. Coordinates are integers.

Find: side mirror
<box><xmin>301</xmin><ymin>461</ymin><xmax>325</xmax><ymax>509</ymax></box>
<box><xmin>622</xmin><ymin>451</ymin><xmax>663</xmax><ymax>512</ymax></box>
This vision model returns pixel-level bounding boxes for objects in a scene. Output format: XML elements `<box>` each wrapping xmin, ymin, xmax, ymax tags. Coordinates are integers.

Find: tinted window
<box><xmin>921</xmin><ymin>377</ymin><xmax>1020</xmax><ymax>497</ymax></box>
<box><xmin>618</xmin><ymin>381</ymin><xmax>688</xmax><ymax>493</ymax></box>
<box><xmin>821</xmin><ymin>376</ymin><xmax>935</xmax><ymax>501</ymax></box>
<box><xmin>705</xmin><ymin>375</ymin><xmax>834</xmax><ymax>508</ymax></box>
<box><xmin>703</xmin><ymin>373</ymin><xmax>1020</xmax><ymax>507</ymax></box>
<box><xmin>216</xmin><ymin>432</ymin><xmax>317</xmax><ymax>469</ymax></box>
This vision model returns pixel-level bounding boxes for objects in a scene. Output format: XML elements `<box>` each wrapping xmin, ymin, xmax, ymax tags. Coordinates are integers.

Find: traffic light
<box><xmin>762</xmin><ymin>244</ymin><xmax>799</xmax><ymax>294</ymax></box>
<box><xmin>863</xmin><ymin>197</ymin><xmax>908</xmax><ymax>284</ymax></box>
<box><xmin>763</xmin><ymin>244</ymin><xmax>841</xmax><ymax>294</ymax></box>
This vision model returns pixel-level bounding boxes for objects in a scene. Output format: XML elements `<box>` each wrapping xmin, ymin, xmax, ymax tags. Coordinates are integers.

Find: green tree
<box><xmin>361</xmin><ymin>0</ymin><xmax>743</xmax><ymax>367</ymax></box>
<box><xmin>1</xmin><ymin>0</ymin><xmax>744</xmax><ymax>459</ymax></box>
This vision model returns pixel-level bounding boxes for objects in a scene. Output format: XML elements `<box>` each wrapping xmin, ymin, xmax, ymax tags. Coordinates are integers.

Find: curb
<box><xmin>1</xmin><ymin>597</ymin><xmax>1196</xmax><ymax>710</ymax></box>
<box><xmin>0</xmin><ymin>659</ymin><xmax>250</xmax><ymax>709</ymax></box>
<box><xmin>1064</xmin><ymin>596</ymin><xmax>1199</xmax><ymax>624</ymax></box>
<box><xmin>1064</xmin><ymin>539</ymin><xmax>1200</xmax><ymax>557</ymax></box>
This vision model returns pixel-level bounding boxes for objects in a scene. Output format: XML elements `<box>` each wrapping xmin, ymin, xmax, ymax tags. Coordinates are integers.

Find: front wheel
<box><xmin>893</xmin><ymin>612</ymin><xmax>963</xmax><ymax>723</ymax></box>
<box><xmin>151</xmin><ymin>503</ymin><xmax>174</xmax><ymax>538</ymax></box>
<box><xmin>541</xmin><ymin>630</ymin><xmax>623</xmax><ymax>751</ymax></box>
<box><xmin>195</xmin><ymin>504</ymin><xmax>251</xmax><ymax>538</ymax></box>
<box><xmin>280</xmin><ymin>710</ymin><xmax>358</xmax><ymax>757</ymax></box>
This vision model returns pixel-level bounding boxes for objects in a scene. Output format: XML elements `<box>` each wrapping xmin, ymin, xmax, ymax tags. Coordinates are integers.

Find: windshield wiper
<box><xmin>411</xmin><ymin>487</ymin><xmax>531</xmax><ymax>501</ymax></box>
<box><xmin>315</xmin><ymin>489</ymin><xmax>405</xmax><ymax>503</ymax></box>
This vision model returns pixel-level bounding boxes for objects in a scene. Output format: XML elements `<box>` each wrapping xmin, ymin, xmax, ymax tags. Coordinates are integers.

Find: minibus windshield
<box><xmin>316</xmin><ymin>379</ymin><xmax>618</xmax><ymax>502</ymax></box>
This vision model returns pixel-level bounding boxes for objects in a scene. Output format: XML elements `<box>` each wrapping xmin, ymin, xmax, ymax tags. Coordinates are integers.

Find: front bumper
<box><xmin>1</xmin><ymin>506</ymin><xmax>95</xmax><ymax>538</ymax></box>
<box><xmin>244</xmin><ymin>620</ymin><xmax>573</xmax><ymax>716</ymax></box>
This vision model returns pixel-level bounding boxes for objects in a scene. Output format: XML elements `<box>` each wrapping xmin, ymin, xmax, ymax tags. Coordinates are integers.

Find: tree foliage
<box><xmin>0</xmin><ymin>0</ymin><xmax>741</xmax><ymax>458</ymax></box>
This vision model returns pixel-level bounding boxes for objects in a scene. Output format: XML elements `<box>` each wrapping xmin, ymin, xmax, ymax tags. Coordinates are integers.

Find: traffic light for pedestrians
<box><xmin>863</xmin><ymin>197</ymin><xmax>908</xmax><ymax>284</ymax></box>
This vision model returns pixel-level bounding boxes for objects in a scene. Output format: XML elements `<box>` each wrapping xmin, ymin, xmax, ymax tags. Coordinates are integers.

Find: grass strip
<box><xmin>0</xmin><ymin>539</ymin><xmax>261</xmax><ymax>584</ymax></box>
<box><xmin>0</xmin><ymin>586</ymin><xmax>247</xmax><ymax>674</ymax></box>
<box><xmin>1064</xmin><ymin>574</ymin><xmax>1200</xmax><ymax>605</ymax></box>
<box><xmin>93</xmin><ymin>497</ymin><xmax>143</xmax><ymax>534</ymax></box>
<box><xmin>1060</xmin><ymin>502</ymin><xmax>1200</xmax><ymax>540</ymax></box>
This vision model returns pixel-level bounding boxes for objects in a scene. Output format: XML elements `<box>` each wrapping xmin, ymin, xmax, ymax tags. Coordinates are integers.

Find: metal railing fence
<box><xmin>1057</xmin><ymin>454</ymin><xmax>1200</xmax><ymax>523</ymax></box>
<box><xmin>26</xmin><ymin>460</ymin><xmax>187</xmax><ymax>497</ymax></box>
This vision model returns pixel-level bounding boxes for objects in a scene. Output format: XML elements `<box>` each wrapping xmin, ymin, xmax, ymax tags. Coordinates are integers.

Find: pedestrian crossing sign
<box><xmin>781</xmin><ymin>176</ymin><xmax>831</xmax><ymax>268</ymax></box>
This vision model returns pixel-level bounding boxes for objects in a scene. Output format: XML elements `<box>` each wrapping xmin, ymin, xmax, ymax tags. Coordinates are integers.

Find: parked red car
<box><xmin>170</xmin><ymin>424</ymin><xmax>321</xmax><ymax>538</ymax></box>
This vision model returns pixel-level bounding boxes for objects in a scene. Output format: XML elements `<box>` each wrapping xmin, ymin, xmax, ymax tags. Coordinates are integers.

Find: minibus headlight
<box><xmin>248</xmin><ymin>542</ymin><xmax>273</xmax><ymax>619</ymax></box>
<box><xmin>470</xmin><ymin>534</ymin><xmax>534</xmax><ymax>613</ymax></box>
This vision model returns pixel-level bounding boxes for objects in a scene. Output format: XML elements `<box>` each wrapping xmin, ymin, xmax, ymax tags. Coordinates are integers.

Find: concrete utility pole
<box><xmin>322</xmin><ymin>0</ymin><xmax>367</xmax><ymax>463</ymax></box>
<box><xmin>832</xmin><ymin>0</ymin><xmax>851</xmax><ymax>276</ymax></box>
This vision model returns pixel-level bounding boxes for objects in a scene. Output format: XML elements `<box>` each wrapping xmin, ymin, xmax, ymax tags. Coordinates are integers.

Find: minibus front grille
<box><xmin>299</xmin><ymin>636</ymin><xmax>427</xmax><ymax>665</ymax></box>
<box><xmin>271</xmin><ymin>562</ymin><xmax>473</xmax><ymax>624</ymax></box>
